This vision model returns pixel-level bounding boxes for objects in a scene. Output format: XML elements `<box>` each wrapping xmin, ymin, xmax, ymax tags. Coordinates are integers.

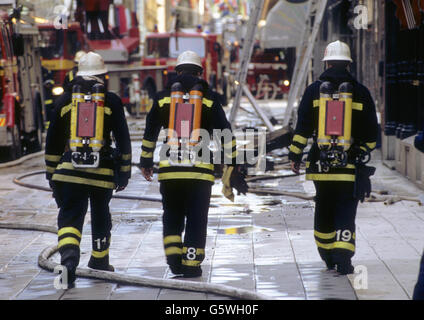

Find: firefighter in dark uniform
<box><xmin>63</xmin><ymin>51</ymin><xmax>86</xmax><ymax>93</ymax></box>
<box><xmin>45</xmin><ymin>52</ymin><xmax>132</xmax><ymax>287</ymax></box>
<box><xmin>140</xmin><ymin>51</ymin><xmax>246</xmax><ymax>278</ymax></box>
<box><xmin>288</xmin><ymin>41</ymin><xmax>378</xmax><ymax>275</ymax></box>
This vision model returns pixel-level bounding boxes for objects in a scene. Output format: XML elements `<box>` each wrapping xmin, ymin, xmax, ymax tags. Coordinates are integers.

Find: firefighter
<box><xmin>63</xmin><ymin>50</ymin><xmax>86</xmax><ymax>93</ymax></box>
<box><xmin>288</xmin><ymin>41</ymin><xmax>378</xmax><ymax>275</ymax></box>
<box><xmin>45</xmin><ymin>52</ymin><xmax>132</xmax><ymax>287</ymax></box>
<box><xmin>139</xmin><ymin>51</ymin><xmax>247</xmax><ymax>278</ymax></box>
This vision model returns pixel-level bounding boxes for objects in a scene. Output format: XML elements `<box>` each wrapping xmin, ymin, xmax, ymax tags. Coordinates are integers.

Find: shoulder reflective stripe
<box><xmin>158</xmin><ymin>172</ymin><xmax>215</xmax><ymax>182</ymax></box>
<box><xmin>202</xmin><ymin>98</ymin><xmax>213</xmax><ymax>108</ymax></box>
<box><xmin>45</xmin><ymin>154</ymin><xmax>62</xmax><ymax>162</ymax></box>
<box><xmin>165</xmin><ymin>247</ymin><xmax>183</xmax><ymax>256</ymax></box>
<box><xmin>52</xmin><ymin>174</ymin><xmax>115</xmax><ymax>189</ymax></box>
<box><xmin>314</xmin><ymin>230</ymin><xmax>336</xmax><ymax>240</ymax></box>
<box><xmin>306</xmin><ymin>173</ymin><xmax>355</xmax><ymax>182</ymax></box>
<box><xmin>58</xmin><ymin>237</ymin><xmax>80</xmax><ymax>248</ymax></box>
<box><xmin>366</xmin><ymin>142</ymin><xmax>376</xmax><ymax>149</ymax></box>
<box><xmin>313</xmin><ymin>100</ymin><xmax>319</xmax><ymax>108</ymax></box>
<box><xmin>58</xmin><ymin>227</ymin><xmax>82</xmax><ymax>238</ymax></box>
<box><xmin>293</xmin><ymin>134</ymin><xmax>308</xmax><ymax>145</ymax></box>
<box><xmin>104</xmin><ymin>107</ymin><xmax>112</xmax><ymax>115</ymax></box>
<box><xmin>352</xmin><ymin>102</ymin><xmax>363</xmax><ymax>111</ymax></box>
<box><xmin>120</xmin><ymin>165</ymin><xmax>131</xmax><ymax>172</ymax></box>
<box><xmin>334</xmin><ymin>241</ymin><xmax>355</xmax><ymax>252</ymax></box>
<box><xmin>61</xmin><ymin>104</ymin><xmax>72</xmax><ymax>117</ymax></box>
<box><xmin>142</xmin><ymin>139</ymin><xmax>156</xmax><ymax>148</ymax></box>
<box><xmin>289</xmin><ymin>144</ymin><xmax>302</xmax><ymax>154</ymax></box>
<box><xmin>57</xmin><ymin>162</ymin><xmax>114</xmax><ymax>175</ymax></box>
<box><xmin>164</xmin><ymin>235</ymin><xmax>182</xmax><ymax>245</ymax></box>
<box><xmin>159</xmin><ymin>97</ymin><xmax>171</xmax><ymax>107</ymax></box>
<box><xmin>91</xmin><ymin>248</ymin><xmax>109</xmax><ymax>258</ymax></box>
<box><xmin>141</xmin><ymin>151</ymin><xmax>153</xmax><ymax>158</ymax></box>
<box><xmin>69</xmin><ymin>70</ymin><xmax>74</xmax><ymax>81</ymax></box>
<box><xmin>121</xmin><ymin>153</ymin><xmax>132</xmax><ymax>161</ymax></box>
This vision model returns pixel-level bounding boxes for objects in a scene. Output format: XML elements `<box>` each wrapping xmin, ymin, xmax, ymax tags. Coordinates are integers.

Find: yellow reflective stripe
<box><xmin>45</xmin><ymin>99</ymin><xmax>53</xmax><ymax>105</ymax></box>
<box><xmin>69</xmin><ymin>70</ymin><xmax>74</xmax><ymax>81</ymax></box>
<box><xmin>120</xmin><ymin>165</ymin><xmax>131</xmax><ymax>172</ymax></box>
<box><xmin>91</xmin><ymin>249</ymin><xmax>109</xmax><ymax>258</ymax></box>
<box><xmin>182</xmin><ymin>247</ymin><xmax>205</xmax><ymax>255</ymax></box>
<box><xmin>52</xmin><ymin>174</ymin><xmax>115</xmax><ymax>189</ymax></box>
<box><xmin>57</xmin><ymin>162</ymin><xmax>114</xmax><ymax>176</ymax></box>
<box><xmin>58</xmin><ymin>227</ymin><xmax>82</xmax><ymax>238</ymax></box>
<box><xmin>121</xmin><ymin>153</ymin><xmax>132</xmax><ymax>161</ymax></box>
<box><xmin>182</xmin><ymin>259</ymin><xmax>201</xmax><ymax>267</ymax></box>
<box><xmin>164</xmin><ymin>235</ymin><xmax>182</xmax><ymax>245</ymax></box>
<box><xmin>289</xmin><ymin>144</ymin><xmax>302</xmax><ymax>154</ymax></box>
<box><xmin>202</xmin><ymin>98</ymin><xmax>213</xmax><ymax>108</ymax></box>
<box><xmin>314</xmin><ymin>230</ymin><xmax>336</xmax><ymax>240</ymax></box>
<box><xmin>313</xmin><ymin>99</ymin><xmax>319</xmax><ymax>108</ymax></box>
<box><xmin>45</xmin><ymin>154</ymin><xmax>62</xmax><ymax>162</ymax></box>
<box><xmin>315</xmin><ymin>240</ymin><xmax>334</xmax><ymax>250</ymax></box>
<box><xmin>58</xmin><ymin>237</ymin><xmax>80</xmax><ymax>248</ymax></box>
<box><xmin>142</xmin><ymin>139</ymin><xmax>156</xmax><ymax>149</ymax></box>
<box><xmin>61</xmin><ymin>104</ymin><xmax>72</xmax><ymax>117</ymax></box>
<box><xmin>141</xmin><ymin>151</ymin><xmax>153</xmax><ymax>158</ymax></box>
<box><xmin>158</xmin><ymin>172</ymin><xmax>215</xmax><ymax>182</ymax></box>
<box><xmin>159</xmin><ymin>160</ymin><xmax>214</xmax><ymax>170</ymax></box>
<box><xmin>334</xmin><ymin>241</ymin><xmax>355</xmax><ymax>252</ymax></box>
<box><xmin>366</xmin><ymin>142</ymin><xmax>376</xmax><ymax>150</ymax></box>
<box><xmin>46</xmin><ymin>166</ymin><xmax>56</xmax><ymax>174</ymax></box>
<box><xmin>165</xmin><ymin>247</ymin><xmax>183</xmax><ymax>256</ymax></box>
<box><xmin>352</xmin><ymin>102</ymin><xmax>363</xmax><ymax>111</ymax></box>
<box><xmin>293</xmin><ymin>134</ymin><xmax>308</xmax><ymax>145</ymax></box>
<box><xmin>223</xmin><ymin>139</ymin><xmax>237</xmax><ymax>148</ymax></box>
<box><xmin>306</xmin><ymin>173</ymin><xmax>355</xmax><ymax>182</ymax></box>
<box><xmin>104</xmin><ymin>107</ymin><xmax>112</xmax><ymax>115</ymax></box>
<box><xmin>159</xmin><ymin>97</ymin><xmax>171</xmax><ymax>107</ymax></box>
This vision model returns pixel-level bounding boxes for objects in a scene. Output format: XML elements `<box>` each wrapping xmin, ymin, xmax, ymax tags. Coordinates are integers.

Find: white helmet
<box><xmin>76</xmin><ymin>52</ymin><xmax>108</xmax><ymax>77</ymax></box>
<box><xmin>74</xmin><ymin>50</ymin><xmax>86</xmax><ymax>63</ymax></box>
<box><xmin>322</xmin><ymin>40</ymin><xmax>352</xmax><ymax>62</ymax></box>
<box><xmin>175</xmin><ymin>50</ymin><xmax>203</xmax><ymax>72</ymax></box>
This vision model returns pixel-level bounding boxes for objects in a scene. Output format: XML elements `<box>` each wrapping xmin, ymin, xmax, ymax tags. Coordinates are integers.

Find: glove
<box><xmin>115</xmin><ymin>175</ymin><xmax>128</xmax><ymax>192</ymax></box>
<box><xmin>222</xmin><ymin>166</ymin><xmax>235</xmax><ymax>202</ymax></box>
<box><xmin>354</xmin><ymin>165</ymin><xmax>376</xmax><ymax>202</ymax></box>
<box><xmin>230</xmin><ymin>166</ymin><xmax>248</xmax><ymax>196</ymax></box>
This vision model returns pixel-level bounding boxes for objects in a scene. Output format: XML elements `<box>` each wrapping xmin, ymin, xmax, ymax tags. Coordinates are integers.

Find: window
<box><xmin>169</xmin><ymin>37</ymin><xmax>205</xmax><ymax>58</ymax></box>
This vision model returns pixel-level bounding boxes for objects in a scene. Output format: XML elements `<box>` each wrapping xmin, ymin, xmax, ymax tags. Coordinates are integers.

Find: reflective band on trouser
<box><xmin>182</xmin><ymin>247</ymin><xmax>205</xmax><ymax>267</ymax></box>
<box><xmin>314</xmin><ymin>230</ymin><xmax>336</xmax><ymax>252</ymax></box>
<box><xmin>58</xmin><ymin>227</ymin><xmax>81</xmax><ymax>249</ymax></box>
<box><xmin>164</xmin><ymin>235</ymin><xmax>183</xmax><ymax>258</ymax></box>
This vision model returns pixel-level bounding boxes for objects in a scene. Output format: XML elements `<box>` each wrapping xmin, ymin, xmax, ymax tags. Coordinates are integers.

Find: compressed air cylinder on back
<box><xmin>90</xmin><ymin>83</ymin><xmax>105</xmax><ymax>152</ymax></box>
<box><xmin>337</xmin><ymin>82</ymin><xmax>353</xmax><ymax>151</ymax></box>
<box><xmin>168</xmin><ymin>82</ymin><xmax>184</xmax><ymax>143</ymax></box>
<box><xmin>317</xmin><ymin>81</ymin><xmax>334</xmax><ymax>150</ymax></box>
<box><xmin>189</xmin><ymin>83</ymin><xmax>204</xmax><ymax>144</ymax></box>
<box><xmin>70</xmin><ymin>84</ymin><xmax>84</xmax><ymax>151</ymax></box>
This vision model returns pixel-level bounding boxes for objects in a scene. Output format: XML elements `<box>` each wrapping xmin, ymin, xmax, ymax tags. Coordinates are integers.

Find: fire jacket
<box><xmin>140</xmin><ymin>74</ymin><xmax>237</xmax><ymax>183</ymax></box>
<box><xmin>45</xmin><ymin>78</ymin><xmax>132</xmax><ymax>189</ymax></box>
<box><xmin>288</xmin><ymin>67</ymin><xmax>378</xmax><ymax>182</ymax></box>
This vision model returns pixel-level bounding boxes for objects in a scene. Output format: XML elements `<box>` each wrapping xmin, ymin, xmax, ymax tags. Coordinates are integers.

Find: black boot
<box><xmin>88</xmin><ymin>255</ymin><xmax>114</xmax><ymax>272</ymax></box>
<box><xmin>336</xmin><ymin>262</ymin><xmax>354</xmax><ymax>275</ymax></box>
<box><xmin>182</xmin><ymin>265</ymin><xmax>202</xmax><ymax>278</ymax></box>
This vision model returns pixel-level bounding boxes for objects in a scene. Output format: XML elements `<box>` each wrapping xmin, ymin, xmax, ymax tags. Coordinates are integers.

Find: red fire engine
<box><xmin>0</xmin><ymin>2</ymin><xmax>45</xmax><ymax>162</ymax></box>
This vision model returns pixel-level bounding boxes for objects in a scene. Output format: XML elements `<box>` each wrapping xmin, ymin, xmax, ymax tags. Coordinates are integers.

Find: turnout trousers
<box><xmin>55</xmin><ymin>181</ymin><xmax>113</xmax><ymax>272</ymax></box>
<box><xmin>159</xmin><ymin>180</ymin><xmax>212</xmax><ymax>275</ymax></box>
<box><xmin>313</xmin><ymin>181</ymin><xmax>359</xmax><ymax>268</ymax></box>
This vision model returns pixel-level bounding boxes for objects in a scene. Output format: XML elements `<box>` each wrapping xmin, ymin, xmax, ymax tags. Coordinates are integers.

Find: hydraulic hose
<box><xmin>0</xmin><ymin>222</ymin><xmax>271</xmax><ymax>300</ymax></box>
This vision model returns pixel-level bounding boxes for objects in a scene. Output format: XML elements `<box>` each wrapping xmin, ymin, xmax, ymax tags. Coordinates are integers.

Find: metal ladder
<box><xmin>282</xmin><ymin>0</ymin><xmax>328</xmax><ymax>128</ymax></box>
<box><xmin>228</xmin><ymin>0</ymin><xmax>275</xmax><ymax>130</ymax></box>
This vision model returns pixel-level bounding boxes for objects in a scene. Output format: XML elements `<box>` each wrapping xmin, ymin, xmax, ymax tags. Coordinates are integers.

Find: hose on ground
<box><xmin>0</xmin><ymin>222</ymin><xmax>271</xmax><ymax>300</ymax></box>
